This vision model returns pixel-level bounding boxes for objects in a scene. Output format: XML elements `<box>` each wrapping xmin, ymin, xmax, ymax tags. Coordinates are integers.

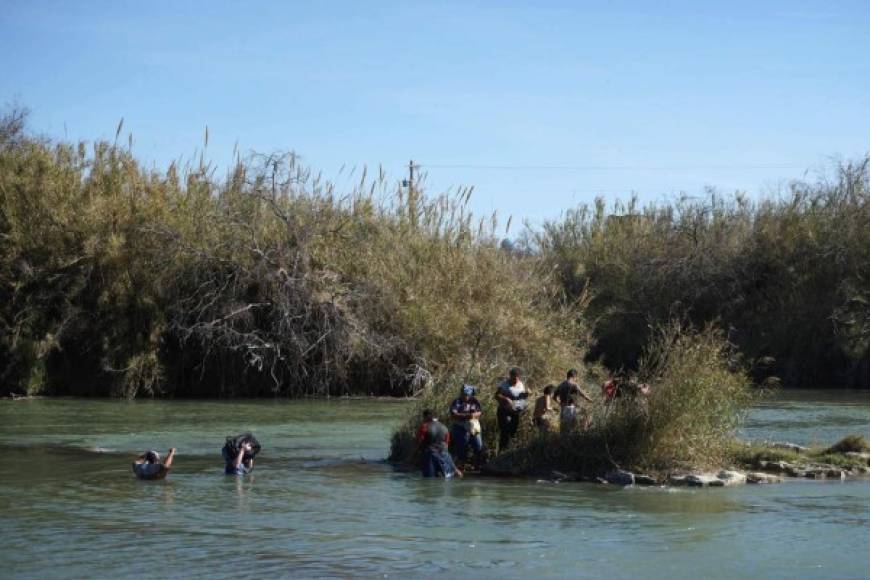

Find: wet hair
<box><xmin>509</xmin><ymin>367</ymin><xmax>521</xmax><ymax>379</ymax></box>
<box><xmin>144</xmin><ymin>450</ymin><xmax>160</xmax><ymax>464</ymax></box>
<box><xmin>543</xmin><ymin>385</ymin><xmax>554</xmax><ymax>395</ymax></box>
<box><xmin>567</xmin><ymin>368</ymin><xmax>578</xmax><ymax>379</ymax></box>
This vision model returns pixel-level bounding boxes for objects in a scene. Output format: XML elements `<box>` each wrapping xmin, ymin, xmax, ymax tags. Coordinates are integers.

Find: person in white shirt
<box><xmin>495</xmin><ymin>367</ymin><xmax>528</xmax><ymax>450</ymax></box>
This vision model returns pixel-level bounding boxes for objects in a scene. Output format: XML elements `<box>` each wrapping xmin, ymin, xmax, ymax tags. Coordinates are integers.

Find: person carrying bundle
<box><xmin>495</xmin><ymin>367</ymin><xmax>529</xmax><ymax>450</ymax></box>
<box><xmin>449</xmin><ymin>384</ymin><xmax>485</xmax><ymax>465</ymax></box>
<box><xmin>222</xmin><ymin>433</ymin><xmax>261</xmax><ymax>476</ymax></box>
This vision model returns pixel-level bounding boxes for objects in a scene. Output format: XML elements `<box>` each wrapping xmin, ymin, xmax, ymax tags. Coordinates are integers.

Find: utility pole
<box><xmin>406</xmin><ymin>159</ymin><xmax>418</xmax><ymax>228</ymax></box>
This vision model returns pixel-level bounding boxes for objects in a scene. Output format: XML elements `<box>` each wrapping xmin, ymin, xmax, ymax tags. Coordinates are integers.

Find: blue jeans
<box><xmin>420</xmin><ymin>448</ymin><xmax>457</xmax><ymax>478</ymax></box>
<box><xmin>450</xmin><ymin>424</ymin><xmax>484</xmax><ymax>461</ymax></box>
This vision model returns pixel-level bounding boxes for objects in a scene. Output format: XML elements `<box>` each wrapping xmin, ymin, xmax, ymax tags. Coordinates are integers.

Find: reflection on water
<box><xmin>0</xmin><ymin>392</ymin><xmax>867</xmax><ymax>578</ymax></box>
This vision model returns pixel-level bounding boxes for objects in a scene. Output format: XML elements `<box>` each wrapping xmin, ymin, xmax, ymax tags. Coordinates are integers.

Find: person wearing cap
<box><xmin>449</xmin><ymin>384</ymin><xmax>485</xmax><ymax>465</ymax></box>
<box><xmin>132</xmin><ymin>448</ymin><xmax>176</xmax><ymax>480</ymax></box>
<box><xmin>495</xmin><ymin>367</ymin><xmax>529</xmax><ymax>450</ymax></box>
<box><xmin>555</xmin><ymin>368</ymin><xmax>594</xmax><ymax>431</ymax></box>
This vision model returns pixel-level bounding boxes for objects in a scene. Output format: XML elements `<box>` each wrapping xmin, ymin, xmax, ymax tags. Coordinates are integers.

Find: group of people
<box><xmin>131</xmin><ymin>369</ymin><xmax>647</xmax><ymax>482</ymax></box>
<box><xmin>132</xmin><ymin>433</ymin><xmax>261</xmax><ymax>480</ymax></box>
<box><xmin>416</xmin><ymin>367</ymin><xmax>599</xmax><ymax>479</ymax></box>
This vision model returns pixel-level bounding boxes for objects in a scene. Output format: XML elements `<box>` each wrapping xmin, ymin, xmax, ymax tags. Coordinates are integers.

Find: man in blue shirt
<box><xmin>449</xmin><ymin>384</ymin><xmax>485</xmax><ymax>466</ymax></box>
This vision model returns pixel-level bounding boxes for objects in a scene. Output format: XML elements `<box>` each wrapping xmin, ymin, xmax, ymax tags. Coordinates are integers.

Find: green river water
<box><xmin>0</xmin><ymin>390</ymin><xmax>868</xmax><ymax>579</ymax></box>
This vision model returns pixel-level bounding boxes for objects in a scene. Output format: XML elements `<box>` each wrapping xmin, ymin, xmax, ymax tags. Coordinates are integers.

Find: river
<box><xmin>0</xmin><ymin>390</ymin><xmax>868</xmax><ymax>578</ymax></box>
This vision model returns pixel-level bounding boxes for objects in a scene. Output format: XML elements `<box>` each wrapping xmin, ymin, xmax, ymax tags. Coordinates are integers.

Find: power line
<box><xmin>419</xmin><ymin>163</ymin><xmax>808</xmax><ymax>172</ymax></box>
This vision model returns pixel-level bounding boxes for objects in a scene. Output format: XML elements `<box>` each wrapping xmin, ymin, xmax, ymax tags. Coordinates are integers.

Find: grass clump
<box><xmin>731</xmin><ymin>435</ymin><xmax>870</xmax><ymax>472</ymax></box>
<box><xmin>825</xmin><ymin>434</ymin><xmax>869</xmax><ymax>454</ymax></box>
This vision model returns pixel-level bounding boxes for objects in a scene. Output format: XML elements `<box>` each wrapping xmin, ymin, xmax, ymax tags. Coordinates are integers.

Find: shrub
<box><xmin>392</xmin><ymin>322</ymin><xmax>756</xmax><ymax>474</ymax></box>
<box><xmin>535</xmin><ymin>161</ymin><xmax>870</xmax><ymax>388</ymax></box>
<box><xmin>825</xmin><ymin>434</ymin><xmax>869</xmax><ymax>454</ymax></box>
<box><xmin>0</xmin><ymin>109</ymin><xmax>587</xmax><ymax>397</ymax></box>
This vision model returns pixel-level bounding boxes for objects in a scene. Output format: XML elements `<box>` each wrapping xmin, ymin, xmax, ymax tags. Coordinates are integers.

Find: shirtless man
<box><xmin>555</xmin><ymin>369</ymin><xmax>593</xmax><ymax>431</ymax></box>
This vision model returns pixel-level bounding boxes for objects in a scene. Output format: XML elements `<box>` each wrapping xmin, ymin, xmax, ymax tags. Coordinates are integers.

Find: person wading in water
<box><xmin>132</xmin><ymin>448</ymin><xmax>177</xmax><ymax>480</ymax></box>
<box><xmin>416</xmin><ymin>409</ymin><xmax>462</xmax><ymax>479</ymax></box>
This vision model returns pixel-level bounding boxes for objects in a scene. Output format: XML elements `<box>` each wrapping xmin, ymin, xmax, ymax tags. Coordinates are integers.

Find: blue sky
<box><xmin>2</xmin><ymin>0</ymin><xmax>868</xmax><ymax>225</ymax></box>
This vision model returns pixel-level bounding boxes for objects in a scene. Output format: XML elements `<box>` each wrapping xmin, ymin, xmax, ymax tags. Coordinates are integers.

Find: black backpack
<box><xmin>222</xmin><ymin>432</ymin><xmax>262</xmax><ymax>462</ymax></box>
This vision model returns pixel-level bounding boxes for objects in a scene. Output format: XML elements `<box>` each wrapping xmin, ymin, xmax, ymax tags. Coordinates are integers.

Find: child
<box><xmin>533</xmin><ymin>385</ymin><xmax>555</xmax><ymax>433</ymax></box>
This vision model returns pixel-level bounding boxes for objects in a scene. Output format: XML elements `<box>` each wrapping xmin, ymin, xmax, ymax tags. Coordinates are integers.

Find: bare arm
<box><xmin>496</xmin><ymin>390</ymin><xmax>514</xmax><ymax>409</ymax></box>
<box><xmin>163</xmin><ymin>448</ymin><xmax>177</xmax><ymax>469</ymax></box>
<box><xmin>232</xmin><ymin>445</ymin><xmax>246</xmax><ymax>468</ymax></box>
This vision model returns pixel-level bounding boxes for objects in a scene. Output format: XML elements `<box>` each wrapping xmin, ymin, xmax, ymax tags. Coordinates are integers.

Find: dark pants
<box><xmin>497</xmin><ymin>408</ymin><xmax>520</xmax><ymax>450</ymax></box>
<box><xmin>450</xmin><ymin>424</ymin><xmax>484</xmax><ymax>461</ymax></box>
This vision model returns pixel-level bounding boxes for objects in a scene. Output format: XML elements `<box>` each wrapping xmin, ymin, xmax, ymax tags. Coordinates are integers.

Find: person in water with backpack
<box><xmin>222</xmin><ymin>433</ymin><xmax>261</xmax><ymax>476</ymax></box>
<box><xmin>132</xmin><ymin>447</ymin><xmax>176</xmax><ymax>480</ymax></box>
<box><xmin>495</xmin><ymin>367</ymin><xmax>529</xmax><ymax>450</ymax></box>
<box><xmin>449</xmin><ymin>384</ymin><xmax>485</xmax><ymax>466</ymax></box>
<box><xmin>416</xmin><ymin>409</ymin><xmax>462</xmax><ymax>479</ymax></box>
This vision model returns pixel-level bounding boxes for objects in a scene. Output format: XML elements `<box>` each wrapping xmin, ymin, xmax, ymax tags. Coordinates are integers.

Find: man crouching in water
<box><xmin>416</xmin><ymin>409</ymin><xmax>463</xmax><ymax>479</ymax></box>
<box><xmin>132</xmin><ymin>448</ymin><xmax>176</xmax><ymax>480</ymax></box>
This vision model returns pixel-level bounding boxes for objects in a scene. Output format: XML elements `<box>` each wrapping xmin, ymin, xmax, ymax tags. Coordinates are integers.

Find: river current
<box><xmin>0</xmin><ymin>391</ymin><xmax>868</xmax><ymax>578</ymax></box>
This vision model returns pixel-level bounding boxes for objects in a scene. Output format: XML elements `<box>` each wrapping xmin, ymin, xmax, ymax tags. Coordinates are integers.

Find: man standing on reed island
<box><xmin>496</xmin><ymin>367</ymin><xmax>528</xmax><ymax>450</ymax></box>
<box><xmin>555</xmin><ymin>369</ymin><xmax>594</xmax><ymax>431</ymax></box>
<box><xmin>449</xmin><ymin>384</ymin><xmax>485</xmax><ymax>466</ymax></box>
